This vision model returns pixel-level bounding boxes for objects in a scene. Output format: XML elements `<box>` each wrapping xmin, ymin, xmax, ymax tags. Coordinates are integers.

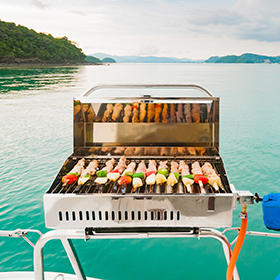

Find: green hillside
<box><xmin>0</xmin><ymin>20</ymin><xmax>86</xmax><ymax>64</ymax></box>
<box><xmin>205</xmin><ymin>53</ymin><xmax>280</xmax><ymax>63</ymax></box>
<box><xmin>85</xmin><ymin>56</ymin><xmax>102</xmax><ymax>64</ymax></box>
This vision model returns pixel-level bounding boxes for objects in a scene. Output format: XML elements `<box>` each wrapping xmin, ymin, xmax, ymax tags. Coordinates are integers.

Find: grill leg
<box><xmin>34</xmin><ymin>230</ymin><xmax>87</xmax><ymax>280</ymax></box>
<box><xmin>61</xmin><ymin>238</ymin><xmax>87</xmax><ymax>280</ymax></box>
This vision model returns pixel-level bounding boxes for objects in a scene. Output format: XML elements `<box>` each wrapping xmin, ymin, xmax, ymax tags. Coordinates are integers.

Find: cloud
<box><xmin>30</xmin><ymin>0</ymin><xmax>47</xmax><ymax>9</ymax></box>
<box><xmin>1</xmin><ymin>0</ymin><xmax>280</xmax><ymax>59</ymax></box>
<box><xmin>180</xmin><ymin>0</ymin><xmax>280</xmax><ymax>42</ymax></box>
<box><xmin>137</xmin><ymin>45</ymin><xmax>159</xmax><ymax>56</ymax></box>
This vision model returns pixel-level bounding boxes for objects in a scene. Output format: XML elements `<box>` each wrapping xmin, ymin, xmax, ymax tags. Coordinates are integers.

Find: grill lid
<box><xmin>73</xmin><ymin>85</ymin><xmax>219</xmax><ymax>150</ymax></box>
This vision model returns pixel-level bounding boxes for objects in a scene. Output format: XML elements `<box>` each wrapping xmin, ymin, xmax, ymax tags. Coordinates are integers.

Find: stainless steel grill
<box><xmin>44</xmin><ymin>85</ymin><xmax>237</xmax><ymax>230</ymax></box>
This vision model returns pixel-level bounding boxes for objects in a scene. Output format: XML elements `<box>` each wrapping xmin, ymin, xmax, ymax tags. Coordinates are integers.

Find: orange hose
<box><xmin>226</xmin><ymin>211</ymin><xmax>248</xmax><ymax>280</ymax></box>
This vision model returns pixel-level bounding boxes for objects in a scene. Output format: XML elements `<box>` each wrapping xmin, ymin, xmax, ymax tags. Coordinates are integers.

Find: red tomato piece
<box><xmin>62</xmin><ymin>173</ymin><xmax>78</xmax><ymax>185</ymax></box>
<box><xmin>110</xmin><ymin>169</ymin><xmax>119</xmax><ymax>173</ymax></box>
<box><xmin>118</xmin><ymin>176</ymin><xmax>132</xmax><ymax>185</ymax></box>
<box><xmin>145</xmin><ymin>171</ymin><xmax>156</xmax><ymax>177</ymax></box>
<box><xmin>193</xmin><ymin>174</ymin><xmax>208</xmax><ymax>185</ymax></box>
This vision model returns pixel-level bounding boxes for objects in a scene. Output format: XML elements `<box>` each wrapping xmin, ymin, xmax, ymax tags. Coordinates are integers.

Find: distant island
<box><xmin>205</xmin><ymin>53</ymin><xmax>280</xmax><ymax>64</ymax></box>
<box><xmin>90</xmin><ymin>52</ymin><xmax>202</xmax><ymax>63</ymax></box>
<box><xmin>91</xmin><ymin>52</ymin><xmax>280</xmax><ymax>64</ymax></box>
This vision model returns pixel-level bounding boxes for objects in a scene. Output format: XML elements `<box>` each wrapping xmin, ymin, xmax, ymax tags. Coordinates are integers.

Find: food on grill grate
<box><xmin>191</xmin><ymin>161</ymin><xmax>206</xmax><ymax>193</ymax></box>
<box><xmin>202</xmin><ymin>162</ymin><xmax>223</xmax><ymax>191</ymax></box>
<box><xmin>95</xmin><ymin>159</ymin><xmax>115</xmax><ymax>186</ymax></box>
<box><xmin>62</xmin><ymin>158</ymin><xmax>86</xmax><ymax>186</ymax></box>
<box><xmin>132</xmin><ymin>161</ymin><xmax>147</xmax><ymax>192</ymax></box>
<box><xmin>166</xmin><ymin>161</ymin><xmax>179</xmax><ymax>193</ymax></box>
<box><xmin>154</xmin><ymin>161</ymin><xmax>168</xmax><ymax>193</ymax></box>
<box><xmin>107</xmin><ymin>156</ymin><xmax>126</xmax><ymax>182</ymax></box>
<box><xmin>78</xmin><ymin>160</ymin><xmax>98</xmax><ymax>186</ymax></box>
<box><xmin>179</xmin><ymin>160</ymin><xmax>193</xmax><ymax>193</ymax></box>
<box><xmin>145</xmin><ymin>160</ymin><xmax>157</xmax><ymax>193</ymax></box>
<box><xmin>117</xmin><ymin>162</ymin><xmax>136</xmax><ymax>194</ymax></box>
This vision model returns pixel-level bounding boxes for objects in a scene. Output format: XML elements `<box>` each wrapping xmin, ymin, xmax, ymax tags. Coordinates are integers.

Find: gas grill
<box><xmin>44</xmin><ymin>85</ymin><xmax>238</xmax><ymax>230</ymax></box>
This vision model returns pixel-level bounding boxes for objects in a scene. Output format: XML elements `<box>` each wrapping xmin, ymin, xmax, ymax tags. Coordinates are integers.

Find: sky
<box><xmin>1</xmin><ymin>0</ymin><xmax>280</xmax><ymax>60</ymax></box>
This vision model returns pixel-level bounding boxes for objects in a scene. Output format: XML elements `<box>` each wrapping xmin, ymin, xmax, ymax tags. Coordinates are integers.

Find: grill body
<box><xmin>44</xmin><ymin>85</ymin><xmax>236</xmax><ymax>230</ymax></box>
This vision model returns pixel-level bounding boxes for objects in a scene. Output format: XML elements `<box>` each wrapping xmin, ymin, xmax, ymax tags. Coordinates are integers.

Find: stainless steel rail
<box><xmin>3</xmin><ymin>227</ymin><xmax>280</xmax><ymax>280</ymax></box>
<box><xmin>81</xmin><ymin>84</ymin><xmax>214</xmax><ymax>98</ymax></box>
<box><xmin>33</xmin><ymin>228</ymin><xmax>237</xmax><ymax>280</ymax></box>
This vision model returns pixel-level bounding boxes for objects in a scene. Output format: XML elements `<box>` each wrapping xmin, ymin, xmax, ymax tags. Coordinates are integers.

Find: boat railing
<box><xmin>1</xmin><ymin>225</ymin><xmax>280</xmax><ymax>280</ymax></box>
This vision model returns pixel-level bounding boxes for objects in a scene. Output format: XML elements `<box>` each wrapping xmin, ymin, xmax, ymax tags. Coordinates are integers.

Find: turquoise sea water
<box><xmin>1</xmin><ymin>64</ymin><xmax>280</xmax><ymax>280</ymax></box>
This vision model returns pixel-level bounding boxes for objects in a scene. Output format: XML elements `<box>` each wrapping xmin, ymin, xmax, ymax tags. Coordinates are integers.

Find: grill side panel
<box><xmin>44</xmin><ymin>194</ymin><xmax>233</xmax><ymax>229</ymax></box>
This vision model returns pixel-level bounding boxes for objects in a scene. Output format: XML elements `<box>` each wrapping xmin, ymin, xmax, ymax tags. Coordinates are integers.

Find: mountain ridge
<box><xmin>90</xmin><ymin>52</ymin><xmax>280</xmax><ymax>64</ymax></box>
<box><xmin>90</xmin><ymin>52</ymin><xmax>203</xmax><ymax>63</ymax></box>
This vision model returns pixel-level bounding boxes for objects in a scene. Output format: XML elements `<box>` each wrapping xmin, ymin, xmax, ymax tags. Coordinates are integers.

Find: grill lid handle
<box><xmin>81</xmin><ymin>84</ymin><xmax>214</xmax><ymax>98</ymax></box>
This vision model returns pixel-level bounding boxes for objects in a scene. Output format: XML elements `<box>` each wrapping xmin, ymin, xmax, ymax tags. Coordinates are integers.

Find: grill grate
<box><xmin>48</xmin><ymin>155</ymin><xmax>230</xmax><ymax>195</ymax></box>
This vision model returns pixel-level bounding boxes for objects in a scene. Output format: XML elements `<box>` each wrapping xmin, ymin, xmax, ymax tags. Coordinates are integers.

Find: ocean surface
<box><xmin>0</xmin><ymin>63</ymin><xmax>280</xmax><ymax>280</ymax></box>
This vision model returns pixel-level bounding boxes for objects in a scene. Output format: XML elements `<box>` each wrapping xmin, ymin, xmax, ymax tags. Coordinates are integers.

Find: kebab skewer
<box><xmin>202</xmin><ymin>162</ymin><xmax>224</xmax><ymax>192</ymax></box>
<box><xmin>145</xmin><ymin>160</ymin><xmax>157</xmax><ymax>193</ymax></box>
<box><xmin>166</xmin><ymin>161</ymin><xmax>179</xmax><ymax>193</ymax></box>
<box><xmin>117</xmin><ymin>162</ymin><xmax>136</xmax><ymax>194</ymax></box>
<box><xmin>74</xmin><ymin>160</ymin><xmax>98</xmax><ymax>193</ymax></box>
<box><xmin>191</xmin><ymin>161</ymin><xmax>207</xmax><ymax>194</ymax></box>
<box><xmin>155</xmin><ymin>161</ymin><xmax>168</xmax><ymax>193</ymax></box>
<box><xmin>94</xmin><ymin>159</ymin><xmax>115</xmax><ymax>193</ymax></box>
<box><xmin>62</xmin><ymin>158</ymin><xmax>86</xmax><ymax>187</ymax></box>
<box><xmin>132</xmin><ymin>161</ymin><xmax>147</xmax><ymax>193</ymax></box>
<box><xmin>109</xmin><ymin>156</ymin><xmax>127</xmax><ymax>193</ymax></box>
<box><xmin>179</xmin><ymin>160</ymin><xmax>194</xmax><ymax>193</ymax></box>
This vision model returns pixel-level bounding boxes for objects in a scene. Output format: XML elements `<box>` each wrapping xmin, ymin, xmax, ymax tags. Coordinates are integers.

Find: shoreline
<box><xmin>0</xmin><ymin>62</ymin><xmax>104</xmax><ymax>68</ymax></box>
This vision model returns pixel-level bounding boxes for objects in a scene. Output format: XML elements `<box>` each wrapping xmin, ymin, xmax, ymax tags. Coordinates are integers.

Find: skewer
<box><xmin>94</xmin><ymin>159</ymin><xmax>115</xmax><ymax>193</ymax></box>
<box><xmin>132</xmin><ymin>161</ymin><xmax>147</xmax><ymax>193</ymax></box>
<box><xmin>191</xmin><ymin>161</ymin><xmax>207</xmax><ymax>194</ymax></box>
<box><xmin>62</xmin><ymin>158</ymin><xmax>86</xmax><ymax>187</ymax></box>
<box><xmin>166</xmin><ymin>161</ymin><xmax>179</xmax><ymax>193</ymax></box>
<box><xmin>110</xmin><ymin>157</ymin><xmax>127</xmax><ymax>193</ymax></box>
<box><xmin>179</xmin><ymin>160</ymin><xmax>193</xmax><ymax>193</ymax></box>
<box><xmin>202</xmin><ymin>162</ymin><xmax>224</xmax><ymax>192</ymax></box>
<box><xmin>118</xmin><ymin>162</ymin><xmax>136</xmax><ymax>194</ymax></box>
<box><xmin>73</xmin><ymin>160</ymin><xmax>98</xmax><ymax>193</ymax></box>
<box><xmin>145</xmin><ymin>160</ymin><xmax>157</xmax><ymax>193</ymax></box>
<box><xmin>155</xmin><ymin>161</ymin><xmax>168</xmax><ymax>193</ymax></box>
